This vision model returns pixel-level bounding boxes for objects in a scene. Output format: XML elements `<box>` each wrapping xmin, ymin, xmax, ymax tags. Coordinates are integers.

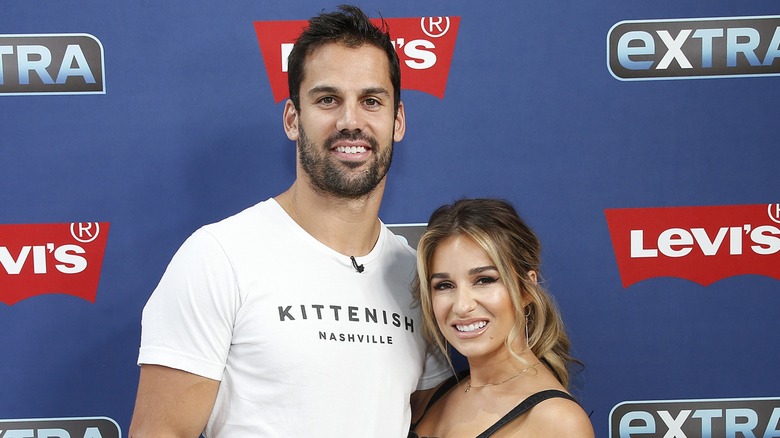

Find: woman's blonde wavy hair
<box><xmin>414</xmin><ymin>198</ymin><xmax>580</xmax><ymax>388</ymax></box>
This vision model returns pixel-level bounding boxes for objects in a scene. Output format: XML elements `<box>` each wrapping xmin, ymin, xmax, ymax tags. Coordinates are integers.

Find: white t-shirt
<box><xmin>139</xmin><ymin>199</ymin><xmax>450</xmax><ymax>437</ymax></box>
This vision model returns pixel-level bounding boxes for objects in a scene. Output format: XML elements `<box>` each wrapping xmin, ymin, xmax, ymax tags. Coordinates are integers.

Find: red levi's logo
<box><xmin>0</xmin><ymin>222</ymin><xmax>110</xmax><ymax>305</ymax></box>
<box><xmin>605</xmin><ymin>204</ymin><xmax>780</xmax><ymax>287</ymax></box>
<box><xmin>254</xmin><ymin>16</ymin><xmax>460</xmax><ymax>102</ymax></box>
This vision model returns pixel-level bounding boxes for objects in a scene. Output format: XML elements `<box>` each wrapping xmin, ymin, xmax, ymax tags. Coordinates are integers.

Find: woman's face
<box><xmin>429</xmin><ymin>235</ymin><xmax>518</xmax><ymax>362</ymax></box>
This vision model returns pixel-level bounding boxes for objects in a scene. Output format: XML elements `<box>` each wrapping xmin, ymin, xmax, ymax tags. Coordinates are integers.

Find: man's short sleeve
<box><xmin>137</xmin><ymin>228</ymin><xmax>239</xmax><ymax>381</ymax></box>
<box><xmin>417</xmin><ymin>347</ymin><xmax>452</xmax><ymax>390</ymax></box>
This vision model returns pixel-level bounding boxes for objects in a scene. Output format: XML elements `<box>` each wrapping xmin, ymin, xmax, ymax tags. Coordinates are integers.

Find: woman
<box><xmin>410</xmin><ymin>198</ymin><xmax>594</xmax><ymax>437</ymax></box>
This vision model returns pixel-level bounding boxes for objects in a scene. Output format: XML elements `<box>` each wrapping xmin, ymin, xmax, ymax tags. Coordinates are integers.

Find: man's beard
<box><xmin>298</xmin><ymin>126</ymin><xmax>393</xmax><ymax>199</ymax></box>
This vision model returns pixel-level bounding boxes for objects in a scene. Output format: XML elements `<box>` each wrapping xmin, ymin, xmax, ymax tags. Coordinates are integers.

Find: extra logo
<box><xmin>387</xmin><ymin>223</ymin><xmax>427</xmax><ymax>249</ymax></box>
<box><xmin>254</xmin><ymin>16</ymin><xmax>460</xmax><ymax>102</ymax></box>
<box><xmin>0</xmin><ymin>33</ymin><xmax>105</xmax><ymax>95</ymax></box>
<box><xmin>610</xmin><ymin>397</ymin><xmax>780</xmax><ymax>438</ymax></box>
<box><xmin>0</xmin><ymin>222</ymin><xmax>110</xmax><ymax>305</ymax></box>
<box><xmin>607</xmin><ymin>15</ymin><xmax>780</xmax><ymax>80</ymax></box>
<box><xmin>605</xmin><ymin>204</ymin><xmax>780</xmax><ymax>287</ymax></box>
<box><xmin>0</xmin><ymin>417</ymin><xmax>120</xmax><ymax>438</ymax></box>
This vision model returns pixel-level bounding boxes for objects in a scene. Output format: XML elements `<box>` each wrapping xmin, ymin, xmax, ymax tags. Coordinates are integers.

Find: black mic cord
<box><xmin>350</xmin><ymin>256</ymin><xmax>365</xmax><ymax>273</ymax></box>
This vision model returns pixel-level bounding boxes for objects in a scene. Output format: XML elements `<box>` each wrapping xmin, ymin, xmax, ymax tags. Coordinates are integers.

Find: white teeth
<box><xmin>336</xmin><ymin>145</ymin><xmax>367</xmax><ymax>154</ymax></box>
<box><xmin>456</xmin><ymin>321</ymin><xmax>487</xmax><ymax>332</ymax></box>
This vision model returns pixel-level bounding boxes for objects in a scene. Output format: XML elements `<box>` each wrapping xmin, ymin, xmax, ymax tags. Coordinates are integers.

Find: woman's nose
<box><xmin>452</xmin><ymin>288</ymin><xmax>477</xmax><ymax>316</ymax></box>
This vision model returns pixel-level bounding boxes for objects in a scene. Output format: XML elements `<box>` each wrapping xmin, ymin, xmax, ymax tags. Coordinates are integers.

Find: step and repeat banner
<box><xmin>1</xmin><ymin>1</ymin><xmax>778</xmax><ymax>436</ymax></box>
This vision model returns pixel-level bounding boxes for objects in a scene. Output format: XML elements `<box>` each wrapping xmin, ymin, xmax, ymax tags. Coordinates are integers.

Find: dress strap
<box><xmin>477</xmin><ymin>389</ymin><xmax>577</xmax><ymax>438</ymax></box>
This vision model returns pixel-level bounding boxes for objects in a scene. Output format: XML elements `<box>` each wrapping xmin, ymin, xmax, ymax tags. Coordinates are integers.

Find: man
<box><xmin>129</xmin><ymin>5</ymin><xmax>450</xmax><ymax>437</ymax></box>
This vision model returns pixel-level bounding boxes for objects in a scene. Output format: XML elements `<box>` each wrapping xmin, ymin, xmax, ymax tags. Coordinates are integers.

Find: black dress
<box><xmin>409</xmin><ymin>370</ymin><xmax>577</xmax><ymax>438</ymax></box>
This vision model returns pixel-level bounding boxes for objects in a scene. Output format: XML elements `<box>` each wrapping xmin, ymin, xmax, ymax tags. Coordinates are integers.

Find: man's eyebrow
<box><xmin>362</xmin><ymin>86</ymin><xmax>391</xmax><ymax>97</ymax></box>
<box><xmin>307</xmin><ymin>85</ymin><xmax>338</xmax><ymax>96</ymax></box>
<box><xmin>306</xmin><ymin>85</ymin><xmax>391</xmax><ymax>97</ymax></box>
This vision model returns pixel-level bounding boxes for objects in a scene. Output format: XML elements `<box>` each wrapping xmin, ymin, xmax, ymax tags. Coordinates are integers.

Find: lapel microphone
<box><xmin>350</xmin><ymin>256</ymin><xmax>365</xmax><ymax>273</ymax></box>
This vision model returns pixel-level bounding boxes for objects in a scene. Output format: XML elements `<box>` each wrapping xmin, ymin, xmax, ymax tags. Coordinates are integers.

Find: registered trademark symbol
<box><xmin>768</xmin><ymin>204</ymin><xmax>780</xmax><ymax>224</ymax></box>
<box><xmin>71</xmin><ymin>222</ymin><xmax>100</xmax><ymax>243</ymax></box>
<box><xmin>420</xmin><ymin>17</ymin><xmax>450</xmax><ymax>38</ymax></box>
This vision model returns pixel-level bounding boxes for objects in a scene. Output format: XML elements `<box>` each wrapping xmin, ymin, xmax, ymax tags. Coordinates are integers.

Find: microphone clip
<box><xmin>350</xmin><ymin>256</ymin><xmax>365</xmax><ymax>273</ymax></box>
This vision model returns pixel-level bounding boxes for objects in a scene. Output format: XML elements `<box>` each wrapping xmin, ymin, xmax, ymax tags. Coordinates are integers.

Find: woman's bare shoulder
<box><xmin>521</xmin><ymin>394</ymin><xmax>595</xmax><ymax>437</ymax></box>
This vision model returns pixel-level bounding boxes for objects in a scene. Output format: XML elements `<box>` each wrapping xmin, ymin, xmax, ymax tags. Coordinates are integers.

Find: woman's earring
<box><xmin>524</xmin><ymin>306</ymin><xmax>532</xmax><ymax>349</ymax></box>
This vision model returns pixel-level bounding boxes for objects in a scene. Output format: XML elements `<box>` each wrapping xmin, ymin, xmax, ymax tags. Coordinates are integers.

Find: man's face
<box><xmin>284</xmin><ymin>43</ymin><xmax>406</xmax><ymax>199</ymax></box>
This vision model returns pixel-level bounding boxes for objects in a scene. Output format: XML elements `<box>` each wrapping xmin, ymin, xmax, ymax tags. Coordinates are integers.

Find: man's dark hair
<box><xmin>287</xmin><ymin>5</ymin><xmax>401</xmax><ymax>115</ymax></box>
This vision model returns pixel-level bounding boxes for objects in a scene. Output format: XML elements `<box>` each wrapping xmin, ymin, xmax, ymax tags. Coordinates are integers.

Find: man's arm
<box><xmin>129</xmin><ymin>364</ymin><xmax>220</xmax><ymax>438</ymax></box>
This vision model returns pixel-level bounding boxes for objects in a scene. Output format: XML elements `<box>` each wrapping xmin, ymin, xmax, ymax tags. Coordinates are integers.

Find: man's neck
<box><xmin>275</xmin><ymin>180</ymin><xmax>385</xmax><ymax>257</ymax></box>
